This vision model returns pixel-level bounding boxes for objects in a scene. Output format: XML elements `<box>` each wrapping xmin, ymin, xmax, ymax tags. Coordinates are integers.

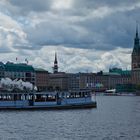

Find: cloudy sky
<box><xmin>0</xmin><ymin>0</ymin><xmax>139</xmax><ymax>73</ymax></box>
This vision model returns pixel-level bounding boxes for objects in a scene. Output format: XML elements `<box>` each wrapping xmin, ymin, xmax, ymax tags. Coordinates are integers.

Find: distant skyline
<box><xmin>0</xmin><ymin>0</ymin><xmax>140</xmax><ymax>72</ymax></box>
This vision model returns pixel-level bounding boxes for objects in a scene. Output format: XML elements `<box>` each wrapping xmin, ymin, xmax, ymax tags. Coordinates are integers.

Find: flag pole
<box><xmin>16</xmin><ymin>57</ymin><xmax>18</xmax><ymax>63</ymax></box>
<box><xmin>25</xmin><ymin>58</ymin><xmax>28</xmax><ymax>64</ymax></box>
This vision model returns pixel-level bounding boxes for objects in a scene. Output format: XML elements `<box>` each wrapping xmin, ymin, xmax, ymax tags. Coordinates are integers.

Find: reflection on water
<box><xmin>0</xmin><ymin>96</ymin><xmax>140</xmax><ymax>140</ymax></box>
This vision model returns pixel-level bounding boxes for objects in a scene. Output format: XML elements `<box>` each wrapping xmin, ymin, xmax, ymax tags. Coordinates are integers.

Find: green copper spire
<box><xmin>132</xmin><ymin>23</ymin><xmax>140</xmax><ymax>70</ymax></box>
<box><xmin>133</xmin><ymin>22</ymin><xmax>140</xmax><ymax>53</ymax></box>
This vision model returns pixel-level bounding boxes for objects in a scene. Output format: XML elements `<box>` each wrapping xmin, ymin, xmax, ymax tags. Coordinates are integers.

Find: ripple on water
<box><xmin>0</xmin><ymin>96</ymin><xmax>139</xmax><ymax>140</ymax></box>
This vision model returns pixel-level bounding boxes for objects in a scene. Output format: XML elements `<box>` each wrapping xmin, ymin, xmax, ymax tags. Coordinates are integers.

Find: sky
<box><xmin>0</xmin><ymin>0</ymin><xmax>139</xmax><ymax>73</ymax></box>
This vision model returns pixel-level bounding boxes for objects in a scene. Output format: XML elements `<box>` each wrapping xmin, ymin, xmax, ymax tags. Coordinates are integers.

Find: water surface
<box><xmin>0</xmin><ymin>96</ymin><xmax>140</xmax><ymax>140</ymax></box>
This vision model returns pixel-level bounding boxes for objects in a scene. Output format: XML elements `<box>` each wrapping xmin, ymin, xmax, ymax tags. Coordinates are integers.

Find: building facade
<box><xmin>35</xmin><ymin>68</ymin><xmax>49</xmax><ymax>91</ymax></box>
<box><xmin>1</xmin><ymin>62</ymin><xmax>36</xmax><ymax>85</ymax></box>
<box><xmin>48</xmin><ymin>72</ymin><xmax>68</xmax><ymax>91</ymax></box>
<box><xmin>66</xmin><ymin>69</ymin><xmax>131</xmax><ymax>92</ymax></box>
<box><xmin>67</xmin><ymin>72</ymin><xmax>120</xmax><ymax>91</ymax></box>
<box><xmin>0</xmin><ymin>62</ymin><xmax>5</xmax><ymax>80</ymax></box>
<box><xmin>67</xmin><ymin>73</ymin><xmax>87</xmax><ymax>90</ymax></box>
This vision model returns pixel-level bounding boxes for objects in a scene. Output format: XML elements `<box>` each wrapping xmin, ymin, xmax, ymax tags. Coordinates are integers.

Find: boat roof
<box><xmin>0</xmin><ymin>91</ymin><xmax>68</xmax><ymax>95</ymax></box>
<box><xmin>0</xmin><ymin>90</ymin><xmax>90</xmax><ymax>95</ymax></box>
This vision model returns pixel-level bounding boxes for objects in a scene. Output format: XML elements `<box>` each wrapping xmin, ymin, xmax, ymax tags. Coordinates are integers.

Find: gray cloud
<box><xmin>8</xmin><ymin>0</ymin><xmax>51</xmax><ymax>14</ymax></box>
<box><xmin>2</xmin><ymin>0</ymin><xmax>140</xmax><ymax>51</ymax></box>
<box><xmin>74</xmin><ymin>0</ymin><xmax>140</xmax><ymax>9</ymax></box>
<box><xmin>0</xmin><ymin>0</ymin><xmax>139</xmax><ymax>72</ymax></box>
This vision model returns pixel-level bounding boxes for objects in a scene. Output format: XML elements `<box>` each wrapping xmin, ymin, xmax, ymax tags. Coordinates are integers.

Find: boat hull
<box><xmin>0</xmin><ymin>102</ymin><xmax>97</xmax><ymax>110</ymax></box>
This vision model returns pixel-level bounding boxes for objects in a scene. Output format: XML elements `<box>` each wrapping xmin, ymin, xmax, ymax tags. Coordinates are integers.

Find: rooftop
<box><xmin>4</xmin><ymin>62</ymin><xmax>34</xmax><ymax>72</ymax></box>
<box><xmin>109</xmin><ymin>68</ymin><xmax>131</xmax><ymax>76</ymax></box>
<box><xmin>34</xmin><ymin>68</ymin><xmax>48</xmax><ymax>73</ymax></box>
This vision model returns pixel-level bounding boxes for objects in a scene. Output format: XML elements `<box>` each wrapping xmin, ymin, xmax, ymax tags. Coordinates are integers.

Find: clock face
<box><xmin>133</xmin><ymin>64</ymin><xmax>136</xmax><ymax>68</ymax></box>
<box><xmin>132</xmin><ymin>55</ymin><xmax>140</xmax><ymax>61</ymax></box>
<box><xmin>132</xmin><ymin>63</ymin><xmax>140</xmax><ymax>69</ymax></box>
<box><xmin>133</xmin><ymin>56</ymin><xmax>137</xmax><ymax>61</ymax></box>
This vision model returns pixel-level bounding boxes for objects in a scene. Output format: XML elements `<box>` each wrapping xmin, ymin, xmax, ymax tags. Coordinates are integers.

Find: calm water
<box><xmin>0</xmin><ymin>96</ymin><xmax>140</xmax><ymax>140</ymax></box>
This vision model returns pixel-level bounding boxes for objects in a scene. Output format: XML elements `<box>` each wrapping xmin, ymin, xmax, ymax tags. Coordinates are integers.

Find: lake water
<box><xmin>0</xmin><ymin>96</ymin><xmax>140</xmax><ymax>140</ymax></box>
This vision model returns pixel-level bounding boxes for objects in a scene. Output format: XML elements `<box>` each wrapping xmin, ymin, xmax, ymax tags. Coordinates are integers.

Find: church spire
<box><xmin>54</xmin><ymin>52</ymin><xmax>57</xmax><ymax>64</ymax></box>
<box><xmin>53</xmin><ymin>52</ymin><xmax>58</xmax><ymax>73</ymax></box>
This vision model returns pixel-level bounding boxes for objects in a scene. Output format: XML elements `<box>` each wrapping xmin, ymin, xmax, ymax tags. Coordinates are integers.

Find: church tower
<box><xmin>53</xmin><ymin>52</ymin><xmax>58</xmax><ymax>73</ymax></box>
<box><xmin>132</xmin><ymin>24</ymin><xmax>140</xmax><ymax>70</ymax></box>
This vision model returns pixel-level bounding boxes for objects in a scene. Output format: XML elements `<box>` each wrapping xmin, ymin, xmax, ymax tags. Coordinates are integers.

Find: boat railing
<box><xmin>0</xmin><ymin>90</ymin><xmax>93</xmax><ymax>102</ymax></box>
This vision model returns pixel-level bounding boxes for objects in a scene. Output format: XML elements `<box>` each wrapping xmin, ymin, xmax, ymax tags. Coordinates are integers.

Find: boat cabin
<box><xmin>0</xmin><ymin>90</ymin><xmax>96</xmax><ymax>109</ymax></box>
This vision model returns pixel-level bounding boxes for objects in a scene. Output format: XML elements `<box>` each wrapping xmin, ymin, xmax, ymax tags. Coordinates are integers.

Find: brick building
<box><xmin>48</xmin><ymin>72</ymin><xmax>68</xmax><ymax>91</ymax></box>
<box><xmin>35</xmin><ymin>68</ymin><xmax>49</xmax><ymax>91</ymax></box>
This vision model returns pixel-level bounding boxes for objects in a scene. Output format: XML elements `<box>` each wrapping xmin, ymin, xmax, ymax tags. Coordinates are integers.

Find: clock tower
<box><xmin>132</xmin><ymin>24</ymin><xmax>140</xmax><ymax>70</ymax></box>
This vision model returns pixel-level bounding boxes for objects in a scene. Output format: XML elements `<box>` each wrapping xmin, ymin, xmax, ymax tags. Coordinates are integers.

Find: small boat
<box><xmin>105</xmin><ymin>89</ymin><xmax>116</xmax><ymax>93</ymax></box>
<box><xmin>104</xmin><ymin>89</ymin><xmax>118</xmax><ymax>96</ymax></box>
<box><xmin>0</xmin><ymin>90</ymin><xmax>96</xmax><ymax>110</ymax></box>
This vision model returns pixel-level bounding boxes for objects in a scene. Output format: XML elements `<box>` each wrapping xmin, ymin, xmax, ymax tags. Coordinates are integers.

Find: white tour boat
<box><xmin>0</xmin><ymin>90</ymin><xmax>97</xmax><ymax>110</ymax></box>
